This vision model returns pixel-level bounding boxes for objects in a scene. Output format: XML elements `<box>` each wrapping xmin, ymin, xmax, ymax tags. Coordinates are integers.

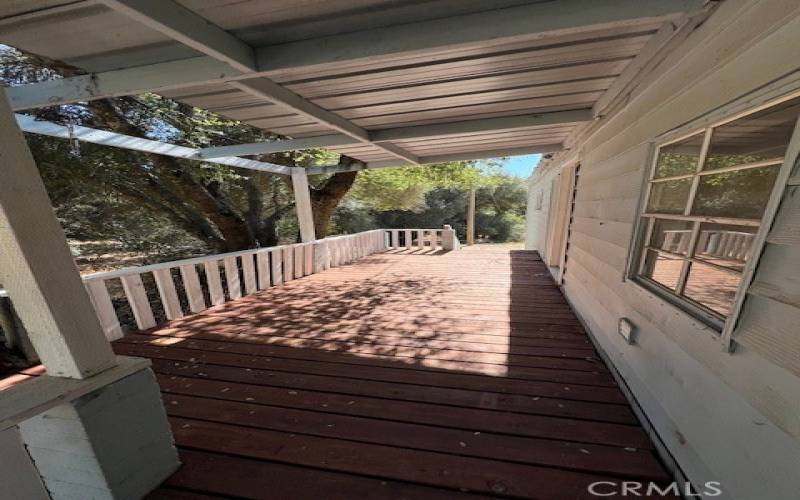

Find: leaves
<box><xmin>347</xmin><ymin>161</ymin><xmax>505</xmax><ymax>210</ymax></box>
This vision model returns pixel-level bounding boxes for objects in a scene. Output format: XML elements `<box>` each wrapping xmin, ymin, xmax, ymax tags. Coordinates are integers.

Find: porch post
<box><xmin>291</xmin><ymin>167</ymin><xmax>317</xmax><ymax>242</ymax></box>
<box><xmin>0</xmin><ymin>89</ymin><xmax>115</xmax><ymax>379</ymax></box>
<box><xmin>466</xmin><ymin>188</ymin><xmax>476</xmax><ymax>245</ymax></box>
<box><xmin>0</xmin><ymin>88</ymin><xmax>179</xmax><ymax>499</ymax></box>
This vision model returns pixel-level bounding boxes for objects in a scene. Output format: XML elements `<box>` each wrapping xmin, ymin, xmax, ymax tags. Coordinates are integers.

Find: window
<box><xmin>634</xmin><ymin>96</ymin><xmax>800</xmax><ymax>328</ymax></box>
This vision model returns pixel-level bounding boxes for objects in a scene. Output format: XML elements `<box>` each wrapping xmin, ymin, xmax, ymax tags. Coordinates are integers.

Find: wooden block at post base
<box><xmin>16</xmin><ymin>357</ymin><xmax>180</xmax><ymax>500</ymax></box>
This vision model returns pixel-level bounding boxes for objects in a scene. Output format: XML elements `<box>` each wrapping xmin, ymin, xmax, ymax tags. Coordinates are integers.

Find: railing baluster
<box><xmin>204</xmin><ymin>260</ymin><xmax>225</xmax><ymax>306</ymax></box>
<box><xmin>180</xmin><ymin>264</ymin><xmax>206</xmax><ymax>313</ymax></box>
<box><xmin>223</xmin><ymin>256</ymin><xmax>241</xmax><ymax>299</ymax></box>
<box><xmin>120</xmin><ymin>274</ymin><xmax>156</xmax><ymax>330</ymax></box>
<box><xmin>256</xmin><ymin>252</ymin><xmax>271</xmax><ymax>290</ymax></box>
<box><xmin>271</xmin><ymin>248</ymin><xmax>284</xmax><ymax>285</ymax></box>
<box><xmin>322</xmin><ymin>241</ymin><xmax>331</xmax><ymax>270</ymax></box>
<box><xmin>241</xmin><ymin>253</ymin><xmax>257</xmax><ymax>294</ymax></box>
<box><xmin>333</xmin><ymin>239</ymin><xmax>342</xmax><ymax>267</ymax></box>
<box><xmin>303</xmin><ymin>243</ymin><xmax>314</xmax><ymax>276</ymax></box>
<box><xmin>153</xmin><ymin>268</ymin><xmax>183</xmax><ymax>320</ymax></box>
<box><xmin>85</xmin><ymin>280</ymin><xmax>123</xmax><ymax>341</ymax></box>
<box><xmin>284</xmin><ymin>246</ymin><xmax>295</xmax><ymax>281</ymax></box>
<box><xmin>73</xmin><ymin>229</ymin><xmax>459</xmax><ymax>339</ymax></box>
<box><xmin>293</xmin><ymin>245</ymin><xmax>304</xmax><ymax>279</ymax></box>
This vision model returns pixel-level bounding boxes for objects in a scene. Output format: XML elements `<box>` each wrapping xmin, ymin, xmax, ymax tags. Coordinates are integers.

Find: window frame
<box><xmin>628</xmin><ymin>90</ymin><xmax>800</xmax><ymax>348</ymax></box>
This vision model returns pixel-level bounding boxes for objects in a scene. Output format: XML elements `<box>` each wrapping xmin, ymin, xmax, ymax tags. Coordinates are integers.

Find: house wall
<box><xmin>523</xmin><ymin>165</ymin><xmax>556</xmax><ymax>252</ymax></box>
<box><xmin>525</xmin><ymin>1</ymin><xmax>800</xmax><ymax>498</ymax></box>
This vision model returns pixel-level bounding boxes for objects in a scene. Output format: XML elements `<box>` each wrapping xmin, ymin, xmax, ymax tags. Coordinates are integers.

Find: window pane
<box><xmin>641</xmin><ymin>249</ymin><xmax>683</xmax><ymax>290</ymax></box>
<box><xmin>683</xmin><ymin>263</ymin><xmax>742</xmax><ymax>317</ymax></box>
<box><xmin>704</xmin><ymin>97</ymin><xmax>800</xmax><ymax>170</ymax></box>
<box><xmin>654</xmin><ymin>133</ymin><xmax>704</xmax><ymax>178</ymax></box>
<box><xmin>646</xmin><ymin>178</ymin><xmax>692</xmax><ymax>214</ymax></box>
<box><xmin>649</xmin><ymin>219</ymin><xmax>693</xmax><ymax>255</ymax></box>
<box><xmin>691</xmin><ymin>165</ymin><xmax>780</xmax><ymax>218</ymax></box>
<box><xmin>694</xmin><ymin>224</ymin><xmax>757</xmax><ymax>271</ymax></box>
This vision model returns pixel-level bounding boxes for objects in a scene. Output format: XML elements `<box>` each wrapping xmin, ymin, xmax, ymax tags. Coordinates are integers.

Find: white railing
<box><xmin>0</xmin><ymin>228</ymin><xmax>458</xmax><ymax>341</ymax></box>
<box><xmin>384</xmin><ymin>226</ymin><xmax>460</xmax><ymax>251</ymax></box>
<box><xmin>661</xmin><ymin>229</ymin><xmax>754</xmax><ymax>261</ymax></box>
<box><xmin>81</xmin><ymin>229</ymin><xmax>387</xmax><ymax>340</ymax></box>
<box><xmin>696</xmin><ymin>230</ymin><xmax>755</xmax><ymax>261</ymax></box>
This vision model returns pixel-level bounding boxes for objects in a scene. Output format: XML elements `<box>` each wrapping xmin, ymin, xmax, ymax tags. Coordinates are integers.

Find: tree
<box><xmin>1</xmin><ymin>46</ymin><xmax>357</xmax><ymax>253</ymax></box>
<box><xmin>1</xmin><ymin>46</ymin><xmax>518</xmax><ymax>257</ymax></box>
<box><xmin>348</xmin><ymin>161</ymin><xmax>499</xmax><ymax>211</ymax></box>
<box><xmin>342</xmin><ymin>165</ymin><xmax>527</xmax><ymax>242</ymax></box>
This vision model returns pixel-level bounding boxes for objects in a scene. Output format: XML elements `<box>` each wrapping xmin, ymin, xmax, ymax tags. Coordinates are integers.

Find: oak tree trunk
<box><xmin>309</xmin><ymin>166</ymin><xmax>359</xmax><ymax>238</ymax></box>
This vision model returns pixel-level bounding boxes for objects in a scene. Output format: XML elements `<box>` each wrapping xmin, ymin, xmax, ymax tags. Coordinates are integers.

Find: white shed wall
<box><xmin>525</xmin><ymin>1</ymin><xmax>800</xmax><ymax>498</ymax></box>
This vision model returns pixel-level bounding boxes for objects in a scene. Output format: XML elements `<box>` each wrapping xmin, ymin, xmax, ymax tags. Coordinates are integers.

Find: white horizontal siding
<box><xmin>526</xmin><ymin>1</ymin><xmax>800</xmax><ymax>498</ymax></box>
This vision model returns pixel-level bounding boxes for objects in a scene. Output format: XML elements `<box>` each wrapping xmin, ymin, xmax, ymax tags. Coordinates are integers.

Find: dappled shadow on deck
<box><xmin>113</xmin><ymin>245</ymin><xmax>673</xmax><ymax>499</ymax></box>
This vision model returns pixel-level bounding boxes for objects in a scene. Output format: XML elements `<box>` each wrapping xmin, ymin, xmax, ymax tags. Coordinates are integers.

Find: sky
<box><xmin>496</xmin><ymin>154</ymin><xmax>542</xmax><ymax>178</ymax></box>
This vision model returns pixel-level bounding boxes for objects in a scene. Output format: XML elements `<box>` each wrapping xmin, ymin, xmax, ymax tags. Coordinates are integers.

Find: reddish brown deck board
<box><xmin>118</xmin><ymin>333</ymin><xmax>607</xmax><ymax>372</ymax></box>
<box><xmin>114</xmin><ymin>246</ymin><xmax>671</xmax><ymax>498</ymax></box>
<box><xmin>115</xmin><ymin>342</ymin><xmax>617</xmax><ymax>387</ymax></box>
<box><xmin>145</xmin><ymin>353</ymin><xmax>627</xmax><ymax>404</ymax></box>
<box><xmin>162</xmin><ymin>393</ymin><xmax>665</xmax><ymax>479</ymax></box>
<box><xmin>153</xmin><ymin>373</ymin><xmax>646</xmax><ymax>445</ymax></box>
<box><xmin>155</xmin><ymin>449</ymin><xmax>488</xmax><ymax>500</ymax></box>
<box><xmin>148</xmin><ymin>363</ymin><xmax>636</xmax><ymax>424</ymax></box>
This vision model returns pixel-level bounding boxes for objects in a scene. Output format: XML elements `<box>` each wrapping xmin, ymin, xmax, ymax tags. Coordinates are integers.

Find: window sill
<box><xmin>631</xmin><ymin>276</ymin><xmax>730</xmax><ymax>338</ymax></box>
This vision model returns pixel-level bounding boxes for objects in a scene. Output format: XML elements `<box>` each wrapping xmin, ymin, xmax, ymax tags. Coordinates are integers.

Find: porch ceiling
<box><xmin>0</xmin><ymin>0</ymin><xmax>704</xmax><ymax>168</ymax></box>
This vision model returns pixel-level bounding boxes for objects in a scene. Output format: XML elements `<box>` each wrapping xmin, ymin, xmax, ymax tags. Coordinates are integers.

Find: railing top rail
<box><xmin>0</xmin><ymin>229</ymin><xmax>439</xmax><ymax>291</ymax></box>
<box><xmin>82</xmin><ymin>246</ymin><xmax>276</xmax><ymax>282</ymax></box>
<box><xmin>81</xmin><ymin>229</ymin><xmax>387</xmax><ymax>282</ymax></box>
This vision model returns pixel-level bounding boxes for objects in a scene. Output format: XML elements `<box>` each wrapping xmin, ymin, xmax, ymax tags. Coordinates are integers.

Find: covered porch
<box><xmin>14</xmin><ymin>244</ymin><xmax>671</xmax><ymax>498</ymax></box>
<box><xmin>0</xmin><ymin>1</ymin><xmax>717</xmax><ymax>498</ymax></box>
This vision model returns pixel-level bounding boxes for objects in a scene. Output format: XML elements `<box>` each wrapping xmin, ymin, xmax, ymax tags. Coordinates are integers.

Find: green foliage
<box><xmin>654</xmin><ymin>153</ymin><xmax>698</xmax><ymax>178</ymax></box>
<box><xmin>348</xmin><ymin>161</ymin><xmax>504</xmax><ymax>210</ymax></box>
<box><xmin>3</xmin><ymin>44</ymin><xmax>530</xmax><ymax>265</ymax></box>
<box><xmin>692</xmin><ymin>166</ymin><xmax>779</xmax><ymax>218</ymax></box>
<box><xmin>339</xmin><ymin>172</ymin><xmax>527</xmax><ymax>243</ymax></box>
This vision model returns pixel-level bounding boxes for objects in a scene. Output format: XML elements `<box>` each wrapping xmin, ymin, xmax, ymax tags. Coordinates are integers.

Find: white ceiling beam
<box><xmin>6</xmin><ymin>0</ymin><xmax>702</xmax><ymax>111</ymax></box>
<box><xmin>418</xmin><ymin>144</ymin><xmax>562</xmax><ymax>164</ymax></box>
<box><xmin>304</xmin><ymin>143</ymin><xmax>563</xmax><ymax>175</ymax></box>
<box><xmin>97</xmin><ymin>0</ymin><xmax>256</xmax><ymax>72</ymax></box>
<box><xmin>370</xmin><ymin>109</ymin><xmax>593</xmax><ymax>142</ymax></box>
<box><xmin>229</xmin><ymin>80</ymin><xmax>368</xmax><ymax>141</ymax></box>
<box><xmin>229</xmin><ymin>80</ymin><xmax>419</xmax><ymax>164</ymax></box>
<box><xmin>593</xmin><ymin>21</ymin><xmax>677</xmax><ymax>117</ymax></box>
<box><xmin>15</xmin><ymin>114</ymin><xmax>293</xmax><ymax>175</ymax></box>
<box><xmin>98</xmin><ymin>0</ymin><xmax>419</xmax><ymax>165</ymax></box>
<box><xmin>197</xmin><ymin>134</ymin><xmax>357</xmax><ymax>159</ymax></box>
<box><xmin>5</xmin><ymin>58</ymin><xmax>241</xmax><ymax>111</ymax></box>
<box><xmin>0</xmin><ymin>1</ymin><xmax>94</xmax><ymax>27</ymax></box>
<box><xmin>199</xmin><ymin>110</ymin><xmax>583</xmax><ymax>161</ymax></box>
<box><xmin>256</xmin><ymin>0</ymin><xmax>702</xmax><ymax>73</ymax></box>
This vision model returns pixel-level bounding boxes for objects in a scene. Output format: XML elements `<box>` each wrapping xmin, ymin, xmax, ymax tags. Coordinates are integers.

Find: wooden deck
<box><xmin>109</xmin><ymin>245</ymin><xmax>672</xmax><ymax>499</ymax></box>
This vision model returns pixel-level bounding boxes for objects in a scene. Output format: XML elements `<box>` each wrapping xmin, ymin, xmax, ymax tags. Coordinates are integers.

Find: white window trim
<box><xmin>626</xmin><ymin>86</ymin><xmax>800</xmax><ymax>352</ymax></box>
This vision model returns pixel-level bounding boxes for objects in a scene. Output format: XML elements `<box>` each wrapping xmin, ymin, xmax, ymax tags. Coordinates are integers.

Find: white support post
<box><xmin>0</xmin><ymin>88</ymin><xmax>115</xmax><ymax>379</ymax></box>
<box><xmin>291</xmin><ymin>168</ymin><xmax>317</xmax><ymax>243</ymax></box>
<box><xmin>441</xmin><ymin>224</ymin><xmax>459</xmax><ymax>251</ymax></box>
<box><xmin>467</xmin><ymin>188</ymin><xmax>477</xmax><ymax>246</ymax></box>
<box><xmin>0</xmin><ymin>87</ymin><xmax>180</xmax><ymax>499</ymax></box>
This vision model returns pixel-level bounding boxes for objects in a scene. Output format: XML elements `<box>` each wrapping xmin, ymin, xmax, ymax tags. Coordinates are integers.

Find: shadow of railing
<box><xmin>106</xmin><ymin>247</ymin><xmax>671</xmax><ymax>495</ymax></box>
